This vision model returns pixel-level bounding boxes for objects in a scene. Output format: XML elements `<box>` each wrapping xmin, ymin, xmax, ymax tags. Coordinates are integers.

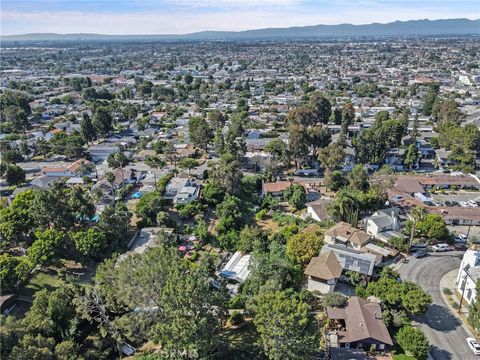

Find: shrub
<box><xmin>229</xmin><ymin>311</ymin><xmax>245</xmax><ymax>327</ymax></box>
<box><xmin>229</xmin><ymin>294</ymin><xmax>247</xmax><ymax>309</ymax></box>
<box><xmin>443</xmin><ymin>288</ymin><xmax>453</xmax><ymax>296</ymax></box>
<box><xmin>322</xmin><ymin>292</ymin><xmax>347</xmax><ymax>308</ymax></box>
<box><xmin>255</xmin><ymin>208</ymin><xmax>268</xmax><ymax>221</ymax></box>
<box><xmin>396</xmin><ymin>326</ymin><xmax>429</xmax><ymax>360</ymax></box>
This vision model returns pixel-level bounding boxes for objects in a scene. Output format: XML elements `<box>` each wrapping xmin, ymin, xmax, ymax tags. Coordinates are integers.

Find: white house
<box><xmin>365</xmin><ymin>208</ymin><xmax>400</xmax><ymax>237</ymax></box>
<box><xmin>306</xmin><ymin>199</ymin><xmax>331</xmax><ymax>222</ymax></box>
<box><xmin>165</xmin><ymin>177</ymin><xmax>196</xmax><ymax>199</ymax></box>
<box><xmin>88</xmin><ymin>144</ymin><xmax>120</xmax><ymax>162</ymax></box>
<box><xmin>41</xmin><ymin>159</ymin><xmax>92</xmax><ymax>178</ymax></box>
<box><xmin>456</xmin><ymin>248</ymin><xmax>480</xmax><ymax>305</ymax></box>
<box><xmin>173</xmin><ymin>185</ymin><xmax>199</xmax><ymax>205</ymax></box>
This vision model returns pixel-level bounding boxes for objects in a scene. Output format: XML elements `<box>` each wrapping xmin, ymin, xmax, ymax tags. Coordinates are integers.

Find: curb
<box><xmin>439</xmin><ymin>269</ymin><xmax>475</xmax><ymax>338</ymax></box>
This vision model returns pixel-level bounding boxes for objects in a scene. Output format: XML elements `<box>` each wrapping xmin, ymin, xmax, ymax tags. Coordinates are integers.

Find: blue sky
<box><xmin>1</xmin><ymin>0</ymin><xmax>479</xmax><ymax>35</ymax></box>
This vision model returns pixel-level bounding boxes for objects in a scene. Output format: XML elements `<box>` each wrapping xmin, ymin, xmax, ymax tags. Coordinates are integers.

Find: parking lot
<box><xmin>431</xmin><ymin>191</ymin><xmax>480</xmax><ymax>207</ymax></box>
<box><xmin>448</xmin><ymin>225</ymin><xmax>480</xmax><ymax>242</ymax></box>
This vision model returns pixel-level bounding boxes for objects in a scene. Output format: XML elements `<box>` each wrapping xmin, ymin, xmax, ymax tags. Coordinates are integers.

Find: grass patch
<box><xmin>220</xmin><ymin>320</ymin><xmax>262</xmax><ymax>359</ymax></box>
<box><xmin>392</xmin><ymin>355</ymin><xmax>416</xmax><ymax>360</ymax></box>
<box><xmin>17</xmin><ymin>269</ymin><xmax>63</xmax><ymax>299</ymax></box>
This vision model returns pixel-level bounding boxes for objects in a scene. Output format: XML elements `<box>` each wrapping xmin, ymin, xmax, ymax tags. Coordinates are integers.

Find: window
<box><xmin>379</xmin><ymin>344</ymin><xmax>385</xmax><ymax>350</ymax></box>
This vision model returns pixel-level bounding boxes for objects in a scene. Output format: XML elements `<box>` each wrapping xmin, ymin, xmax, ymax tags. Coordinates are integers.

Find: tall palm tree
<box><xmin>339</xmin><ymin>193</ymin><xmax>359</xmax><ymax>227</ymax></box>
<box><xmin>409</xmin><ymin>206</ymin><xmax>426</xmax><ymax>249</ymax></box>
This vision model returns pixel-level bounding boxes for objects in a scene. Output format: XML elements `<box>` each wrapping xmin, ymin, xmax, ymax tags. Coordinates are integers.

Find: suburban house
<box><xmin>326</xmin><ymin>297</ymin><xmax>393</xmax><ymax>351</ymax></box>
<box><xmin>305</xmin><ymin>250</ymin><xmax>343</xmax><ymax>293</ymax></box>
<box><xmin>325</xmin><ymin>222</ymin><xmax>371</xmax><ymax>251</ymax></box>
<box><xmin>364</xmin><ymin>208</ymin><xmax>403</xmax><ymax>243</ymax></box>
<box><xmin>165</xmin><ymin>176</ymin><xmax>197</xmax><ymax>200</ymax></box>
<box><xmin>173</xmin><ymin>185</ymin><xmax>199</xmax><ymax>205</ymax></box>
<box><xmin>243</xmin><ymin>151</ymin><xmax>272</xmax><ymax>171</ymax></box>
<box><xmin>321</xmin><ymin>244</ymin><xmax>376</xmax><ymax>277</ymax></box>
<box><xmin>262</xmin><ymin>180</ymin><xmax>310</xmax><ymax>198</ymax></box>
<box><xmin>306</xmin><ymin>199</ymin><xmax>331</xmax><ymax>222</ymax></box>
<box><xmin>41</xmin><ymin>159</ymin><xmax>92</xmax><ymax>178</ymax></box>
<box><xmin>456</xmin><ymin>247</ymin><xmax>480</xmax><ymax>305</ymax></box>
<box><xmin>88</xmin><ymin>143</ymin><xmax>121</xmax><ymax>162</ymax></box>
<box><xmin>305</xmin><ymin>244</ymin><xmax>377</xmax><ymax>293</ymax></box>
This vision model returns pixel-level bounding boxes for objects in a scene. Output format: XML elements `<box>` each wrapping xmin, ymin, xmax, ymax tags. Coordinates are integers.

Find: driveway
<box><xmin>398</xmin><ymin>252</ymin><xmax>476</xmax><ymax>360</ymax></box>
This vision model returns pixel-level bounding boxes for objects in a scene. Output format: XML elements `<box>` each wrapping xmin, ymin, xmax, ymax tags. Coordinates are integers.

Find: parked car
<box><xmin>412</xmin><ymin>249</ymin><xmax>428</xmax><ymax>258</ymax></box>
<box><xmin>460</xmin><ymin>201</ymin><xmax>470</xmax><ymax>207</ymax></box>
<box><xmin>455</xmin><ymin>234</ymin><xmax>468</xmax><ymax>243</ymax></box>
<box><xmin>467</xmin><ymin>337</ymin><xmax>480</xmax><ymax>355</ymax></box>
<box><xmin>469</xmin><ymin>200</ymin><xmax>479</xmax><ymax>207</ymax></box>
<box><xmin>453</xmin><ymin>243</ymin><xmax>467</xmax><ymax>251</ymax></box>
<box><xmin>444</xmin><ymin>200</ymin><xmax>453</xmax><ymax>207</ymax></box>
<box><xmin>294</xmin><ymin>169</ymin><xmax>319</xmax><ymax>177</ymax></box>
<box><xmin>411</xmin><ymin>243</ymin><xmax>428</xmax><ymax>251</ymax></box>
<box><xmin>451</xmin><ymin>200</ymin><xmax>459</xmax><ymax>206</ymax></box>
<box><xmin>431</xmin><ymin>243</ymin><xmax>450</xmax><ymax>252</ymax></box>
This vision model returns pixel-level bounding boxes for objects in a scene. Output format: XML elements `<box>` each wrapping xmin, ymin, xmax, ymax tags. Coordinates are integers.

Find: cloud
<box><xmin>1</xmin><ymin>1</ymin><xmax>477</xmax><ymax>35</ymax></box>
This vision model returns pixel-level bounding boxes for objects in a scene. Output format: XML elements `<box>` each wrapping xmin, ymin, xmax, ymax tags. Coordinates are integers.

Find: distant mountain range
<box><xmin>2</xmin><ymin>18</ymin><xmax>479</xmax><ymax>42</ymax></box>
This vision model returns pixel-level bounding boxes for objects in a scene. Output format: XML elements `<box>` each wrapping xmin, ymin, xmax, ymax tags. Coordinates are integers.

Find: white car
<box><xmin>460</xmin><ymin>201</ymin><xmax>470</xmax><ymax>207</ymax></box>
<box><xmin>431</xmin><ymin>243</ymin><xmax>450</xmax><ymax>252</ymax></box>
<box><xmin>469</xmin><ymin>200</ymin><xmax>479</xmax><ymax>207</ymax></box>
<box><xmin>467</xmin><ymin>337</ymin><xmax>480</xmax><ymax>355</ymax></box>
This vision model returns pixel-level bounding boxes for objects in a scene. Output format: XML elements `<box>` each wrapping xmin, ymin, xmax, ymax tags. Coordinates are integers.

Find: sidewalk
<box><xmin>439</xmin><ymin>269</ymin><xmax>475</xmax><ymax>338</ymax></box>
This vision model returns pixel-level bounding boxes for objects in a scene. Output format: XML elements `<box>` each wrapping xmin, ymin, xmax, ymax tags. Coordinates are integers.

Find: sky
<box><xmin>1</xmin><ymin>0</ymin><xmax>479</xmax><ymax>35</ymax></box>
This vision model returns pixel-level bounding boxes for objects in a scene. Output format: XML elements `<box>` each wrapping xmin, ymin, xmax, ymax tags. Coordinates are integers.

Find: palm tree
<box><xmin>409</xmin><ymin>206</ymin><xmax>426</xmax><ymax>250</ymax></box>
<box><xmin>339</xmin><ymin>193</ymin><xmax>359</xmax><ymax>227</ymax></box>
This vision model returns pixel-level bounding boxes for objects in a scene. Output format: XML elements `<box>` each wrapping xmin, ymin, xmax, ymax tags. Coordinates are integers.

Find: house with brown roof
<box><xmin>305</xmin><ymin>250</ymin><xmax>343</xmax><ymax>293</ymax></box>
<box><xmin>325</xmin><ymin>222</ymin><xmax>371</xmax><ymax>251</ymax></box>
<box><xmin>326</xmin><ymin>297</ymin><xmax>393</xmax><ymax>352</ymax></box>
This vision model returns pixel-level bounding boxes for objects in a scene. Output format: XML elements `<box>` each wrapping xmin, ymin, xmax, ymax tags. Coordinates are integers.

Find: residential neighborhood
<box><xmin>0</xmin><ymin>6</ymin><xmax>480</xmax><ymax>360</ymax></box>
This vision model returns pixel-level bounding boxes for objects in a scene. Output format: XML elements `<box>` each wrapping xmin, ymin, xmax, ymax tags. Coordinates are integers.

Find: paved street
<box><xmin>398</xmin><ymin>252</ymin><xmax>476</xmax><ymax>360</ymax></box>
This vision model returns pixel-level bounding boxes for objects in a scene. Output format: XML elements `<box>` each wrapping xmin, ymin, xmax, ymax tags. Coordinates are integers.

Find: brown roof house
<box><xmin>326</xmin><ymin>297</ymin><xmax>393</xmax><ymax>352</ymax></box>
<box><xmin>325</xmin><ymin>222</ymin><xmax>371</xmax><ymax>251</ymax></box>
<box><xmin>304</xmin><ymin>250</ymin><xmax>343</xmax><ymax>293</ymax></box>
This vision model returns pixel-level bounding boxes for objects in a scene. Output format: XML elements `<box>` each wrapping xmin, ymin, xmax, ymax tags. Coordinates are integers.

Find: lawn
<box><xmin>392</xmin><ymin>355</ymin><xmax>416</xmax><ymax>360</ymax></box>
<box><xmin>220</xmin><ymin>320</ymin><xmax>262</xmax><ymax>359</ymax></box>
<box><xmin>17</xmin><ymin>269</ymin><xmax>64</xmax><ymax>299</ymax></box>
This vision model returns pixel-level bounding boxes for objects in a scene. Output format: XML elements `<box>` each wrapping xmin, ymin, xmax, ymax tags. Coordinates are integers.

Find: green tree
<box><xmin>324</xmin><ymin>170</ymin><xmax>348</xmax><ymax>191</ymax></box>
<box><xmin>92</xmin><ymin>106</ymin><xmax>113</xmax><ymax>138</ymax></box>
<box><xmin>396</xmin><ymin>326</ymin><xmax>429</xmax><ymax>360</ymax></box>
<box><xmin>4</xmin><ymin>164</ymin><xmax>26</xmax><ymax>185</ymax></box>
<box><xmin>72</xmin><ymin>228</ymin><xmax>107</xmax><ymax>257</ymax></box>
<box><xmin>201</xmin><ymin>180</ymin><xmax>225</xmax><ymax>205</ymax></box>
<box><xmin>98</xmin><ymin>203</ymin><xmax>131</xmax><ymax>243</ymax></box>
<box><xmin>284</xmin><ymin>183</ymin><xmax>307</xmax><ymax>210</ymax></box>
<box><xmin>145</xmin><ymin>155</ymin><xmax>166</xmax><ymax>170</ymax></box>
<box><xmin>342</xmin><ymin>103</ymin><xmax>355</xmax><ymax>125</ymax></box>
<box><xmin>253</xmin><ymin>290</ymin><xmax>318</xmax><ymax>360</ymax></box>
<box><xmin>318</xmin><ymin>142</ymin><xmax>345</xmax><ymax>172</ymax></box>
<box><xmin>308</xmin><ymin>92</ymin><xmax>331</xmax><ymax>124</ymax></box>
<box><xmin>288</xmin><ymin>124</ymin><xmax>309</xmax><ymax>168</ymax></box>
<box><xmin>80</xmin><ymin>113</ymin><xmax>96</xmax><ymax>143</ymax></box>
<box><xmin>189</xmin><ymin>116</ymin><xmax>212</xmax><ymax>151</ymax></box>
<box><xmin>404</xmin><ymin>143</ymin><xmax>420</xmax><ymax>170</ymax></box>
<box><xmin>321</xmin><ymin>292</ymin><xmax>347</xmax><ymax>308</ymax></box>
<box><xmin>0</xmin><ymin>254</ymin><xmax>21</xmax><ymax>292</ymax></box>
<box><xmin>28</xmin><ymin>229</ymin><xmax>65</xmax><ymax>268</ymax></box>
<box><xmin>468</xmin><ymin>281</ymin><xmax>480</xmax><ymax>332</ymax></box>
<box><xmin>135</xmin><ymin>191</ymin><xmax>163</xmax><ymax>226</ymax></box>
<box><xmin>286</xmin><ymin>232</ymin><xmax>324</xmax><ymax>264</ymax></box>
<box><xmin>178</xmin><ymin>158</ymin><xmax>199</xmax><ymax>173</ymax></box>
<box><xmin>210</xmin><ymin>153</ymin><xmax>243</xmax><ymax>195</ymax></box>
<box><xmin>348</xmin><ymin>164</ymin><xmax>369</xmax><ymax>192</ymax></box>
<box><xmin>415</xmin><ymin>213</ymin><xmax>449</xmax><ymax>241</ymax></box>
<box><xmin>0</xmin><ymin>189</ymin><xmax>37</xmax><ymax>244</ymax></box>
